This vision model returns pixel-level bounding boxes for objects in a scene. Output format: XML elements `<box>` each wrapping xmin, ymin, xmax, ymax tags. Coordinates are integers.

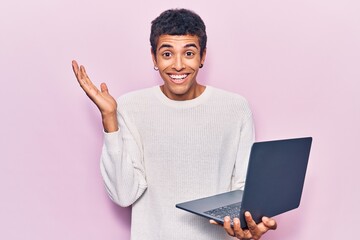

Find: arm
<box><xmin>100</xmin><ymin>111</ymin><xmax>147</xmax><ymax>207</ymax></box>
<box><xmin>231</xmin><ymin>113</ymin><xmax>255</xmax><ymax>191</ymax></box>
<box><xmin>72</xmin><ymin>60</ymin><xmax>147</xmax><ymax>206</ymax></box>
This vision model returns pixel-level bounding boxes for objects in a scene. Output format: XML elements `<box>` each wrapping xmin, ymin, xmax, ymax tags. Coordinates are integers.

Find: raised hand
<box><xmin>72</xmin><ymin>60</ymin><xmax>118</xmax><ymax>132</ymax></box>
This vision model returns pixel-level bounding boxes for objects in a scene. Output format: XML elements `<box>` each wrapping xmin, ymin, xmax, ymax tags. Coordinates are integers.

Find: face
<box><xmin>152</xmin><ymin>34</ymin><xmax>206</xmax><ymax>101</ymax></box>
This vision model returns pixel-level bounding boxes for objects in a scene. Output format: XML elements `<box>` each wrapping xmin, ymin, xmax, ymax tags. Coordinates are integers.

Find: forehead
<box><xmin>156</xmin><ymin>34</ymin><xmax>200</xmax><ymax>49</ymax></box>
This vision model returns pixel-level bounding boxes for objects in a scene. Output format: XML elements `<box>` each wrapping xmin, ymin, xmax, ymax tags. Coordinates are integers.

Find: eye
<box><xmin>162</xmin><ymin>52</ymin><xmax>172</xmax><ymax>58</ymax></box>
<box><xmin>185</xmin><ymin>51</ymin><xmax>195</xmax><ymax>57</ymax></box>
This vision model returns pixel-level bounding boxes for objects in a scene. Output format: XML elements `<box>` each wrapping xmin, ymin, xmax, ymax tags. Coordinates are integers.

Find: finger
<box><xmin>244</xmin><ymin>212</ymin><xmax>261</xmax><ymax>239</ymax></box>
<box><xmin>72</xmin><ymin>61</ymin><xmax>91</xmax><ymax>90</ymax></box>
<box><xmin>79</xmin><ymin>65</ymin><xmax>94</xmax><ymax>87</ymax></box>
<box><xmin>75</xmin><ymin>66</ymin><xmax>101</xmax><ymax>98</ymax></box>
<box><xmin>79</xmin><ymin>65</ymin><xmax>87</xmax><ymax>81</ymax></box>
<box><xmin>233</xmin><ymin>218</ymin><xmax>244</xmax><ymax>239</ymax></box>
<box><xmin>81</xmin><ymin>64</ymin><xmax>89</xmax><ymax>77</ymax></box>
<box><xmin>223</xmin><ymin>216</ymin><xmax>235</xmax><ymax>237</ymax></box>
<box><xmin>76</xmin><ymin>66</ymin><xmax>89</xmax><ymax>89</ymax></box>
<box><xmin>262</xmin><ymin>216</ymin><xmax>277</xmax><ymax>230</ymax></box>
<box><xmin>72</xmin><ymin>60</ymin><xmax>80</xmax><ymax>77</ymax></box>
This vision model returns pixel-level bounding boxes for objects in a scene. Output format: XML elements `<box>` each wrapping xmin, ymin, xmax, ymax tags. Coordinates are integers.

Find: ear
<box><xmin>200</xmin><ymin>48</ymin><xmax>207</xmax><ymax>65</ymax></box>
<box><xmin>151</xmin><ymin>48</ymin><xmax>157</xmax><ymax>66</ymax></box>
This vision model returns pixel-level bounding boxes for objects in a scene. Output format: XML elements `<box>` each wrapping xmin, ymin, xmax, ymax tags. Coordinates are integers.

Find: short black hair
<box><xmin>150</xmin><ymin>9</ymin><xmax>207</xmax><ymax>58</ymax></box>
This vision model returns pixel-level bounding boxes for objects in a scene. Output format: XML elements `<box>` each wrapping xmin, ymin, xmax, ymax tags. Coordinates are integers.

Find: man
<box><xmin>72</xmin><ymin>8</ymin><xmax>276</xmax><ymax>240</ymax></box>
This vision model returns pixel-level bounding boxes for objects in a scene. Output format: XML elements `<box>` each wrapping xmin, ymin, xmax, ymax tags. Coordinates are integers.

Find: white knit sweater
<box><xmin>100</xmin><ymin>86</ymin><xmax>255</xmax><ymax>240</ymax></box>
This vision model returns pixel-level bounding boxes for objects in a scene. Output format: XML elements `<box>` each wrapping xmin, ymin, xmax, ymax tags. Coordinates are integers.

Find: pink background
<box><xmin>1</xmin><ymin>0</ymin><xmax>359</xmax><ymax>239</ymax></box>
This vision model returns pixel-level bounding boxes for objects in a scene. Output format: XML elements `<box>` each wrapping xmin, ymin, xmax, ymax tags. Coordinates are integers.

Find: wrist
<box><xmin>101</xmin><ymin>112</ymin><xmax>118</xmax><ymax>133</ymax></box>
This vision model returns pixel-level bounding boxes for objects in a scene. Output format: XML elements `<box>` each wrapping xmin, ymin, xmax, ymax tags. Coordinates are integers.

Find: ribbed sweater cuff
<box><xmin>103</xmin><ymin>129</ymin><xmax>122</xmax><ymax>153</ymax></box>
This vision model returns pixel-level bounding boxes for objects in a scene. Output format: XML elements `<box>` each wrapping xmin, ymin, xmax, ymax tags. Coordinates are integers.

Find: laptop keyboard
<box><xmin>204</xmin><ymin>202</ymin><xmax>241</xmax><ymax>220</ymax></box>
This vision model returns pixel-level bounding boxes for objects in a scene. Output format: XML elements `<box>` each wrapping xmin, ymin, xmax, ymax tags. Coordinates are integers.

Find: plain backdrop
<box><xmin>1</xmin><ymin>0</ymin><xmax>359</xmax><ymax>239</ymax></box>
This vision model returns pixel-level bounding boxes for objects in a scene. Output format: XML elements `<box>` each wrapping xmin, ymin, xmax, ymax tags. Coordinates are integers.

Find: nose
<box><xmin>172</xmin><ymin>55</ymin><xmax>185</xmax><ymax>71</ymax></box>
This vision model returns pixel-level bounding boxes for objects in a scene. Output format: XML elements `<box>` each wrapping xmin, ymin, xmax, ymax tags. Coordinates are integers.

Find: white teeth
<box><xmin>170</xmin><ymin>74</ymin><xmax>188</xmax><ymax>79</ymax></box>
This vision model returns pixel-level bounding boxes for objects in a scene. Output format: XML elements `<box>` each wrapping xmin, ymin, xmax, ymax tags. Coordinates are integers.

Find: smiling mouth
<box><xmin>169</xmin><ymin>74</ymin><xmax>189</xmax><ymax>84</ymax></box>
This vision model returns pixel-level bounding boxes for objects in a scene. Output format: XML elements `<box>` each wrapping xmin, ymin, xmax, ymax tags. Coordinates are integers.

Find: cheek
<box><xmin>157</xmin><ymin>60</ymin><xmax>171</xmax><ymax>70</ymax></box>
<box><xmin>185</xmin><ymin>58</ymin><xmax>201</xmax><ymax>67</ymax></box>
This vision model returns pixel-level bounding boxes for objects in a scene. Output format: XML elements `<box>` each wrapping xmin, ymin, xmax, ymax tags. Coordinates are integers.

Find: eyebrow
<box><xmin>158</xmin><ymin>44</ymin><xmax>173</xmax><ymax>50</ymax></box>
<box><xmin>158</xmin><ymin>43</ymin><xmax>199</xmax><ymax>51</ymax></box>
<box><xmin>184</xmin><ymin>43</ymin><xmax>198</xmax><ymax>49</ymax></box>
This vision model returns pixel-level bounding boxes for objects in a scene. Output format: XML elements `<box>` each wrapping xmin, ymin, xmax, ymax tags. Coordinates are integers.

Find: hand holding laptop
<box><xmin>210</xmin><ymin>211</ymin><xmax>277</xmax><ymax>239</ymax></box>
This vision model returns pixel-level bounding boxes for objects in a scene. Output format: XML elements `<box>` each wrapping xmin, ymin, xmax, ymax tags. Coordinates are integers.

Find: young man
<box><xmin>72</xmin><ymin>8</ymin><xmax>276</xmax><ymax>240</ymax></box>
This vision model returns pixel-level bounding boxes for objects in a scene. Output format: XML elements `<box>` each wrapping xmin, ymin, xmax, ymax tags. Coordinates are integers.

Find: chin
<box><xmin>169</xmin><ymin>85</ymin><xmax>191</xmax><ymax>95</ymax></box>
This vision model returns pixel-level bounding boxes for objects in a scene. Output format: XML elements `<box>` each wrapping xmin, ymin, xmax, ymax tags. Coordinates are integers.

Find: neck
<box><xmin>160</xmin><ymin>83</ymin><xmax>206</xmax><ymax>101</ymax></box>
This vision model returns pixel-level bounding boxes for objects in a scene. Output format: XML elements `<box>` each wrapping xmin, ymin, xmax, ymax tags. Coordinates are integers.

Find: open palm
<box><xmin>72</xmin><ymin>60</ymin><xmax>117</xmax><ymax>116</ymax></box>
<box><xmin>72</xmin><ymin>60</ymin><xmax>118</xmax><ymax>132</ymax></box>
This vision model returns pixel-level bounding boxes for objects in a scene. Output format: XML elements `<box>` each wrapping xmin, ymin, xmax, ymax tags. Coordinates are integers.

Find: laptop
<box><xmin>176</xmin><ymin>137</ymin><xmax>312</xmax><ymax>228</ymax></box>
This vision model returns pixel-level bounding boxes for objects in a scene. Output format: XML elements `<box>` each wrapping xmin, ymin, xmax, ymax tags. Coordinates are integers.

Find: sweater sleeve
<box><xmin>231</xmin><ymin>111</ymin><xmax>255</xmax><ymax>191</ymax></box>
<box><xmin>100</xmin><ymin>110</ymin><xmax>147</xmax><ymax>207</ymax></box>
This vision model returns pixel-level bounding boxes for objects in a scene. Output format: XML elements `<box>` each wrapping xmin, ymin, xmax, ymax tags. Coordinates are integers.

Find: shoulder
<box><xmin>118</xmin><ymin>87</ymin><xmax>155</xmax><ymax>101</ymax></box>
<box><xmin>207</xmin><ymin>86</ymin><xmax>251</xmax><ymax>109</ymax></box>
<box><xmin>117</xmin><ymin>87</ymin><xmax>157</xmax><ymax>107</ymax></box>
<box><xmin>205</xmin><ymin>86</ymin><xmax>253</xmax><ymax>125</ymax></box>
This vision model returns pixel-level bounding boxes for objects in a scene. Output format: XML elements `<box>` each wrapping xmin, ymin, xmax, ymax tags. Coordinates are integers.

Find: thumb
<box><xmin>262</xmin><ymin>217</ymin><xmax>277</xmax><ymax>230</ymax></box>
<box><xmin>100</xmin><ymin>82</ymin><xmax>109</xmax><ymax>93</ymax></box>
<box><xmin>209</xmin><ymin>219</ymin><xmax>219</xmax><ymax>225</ymax></box>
